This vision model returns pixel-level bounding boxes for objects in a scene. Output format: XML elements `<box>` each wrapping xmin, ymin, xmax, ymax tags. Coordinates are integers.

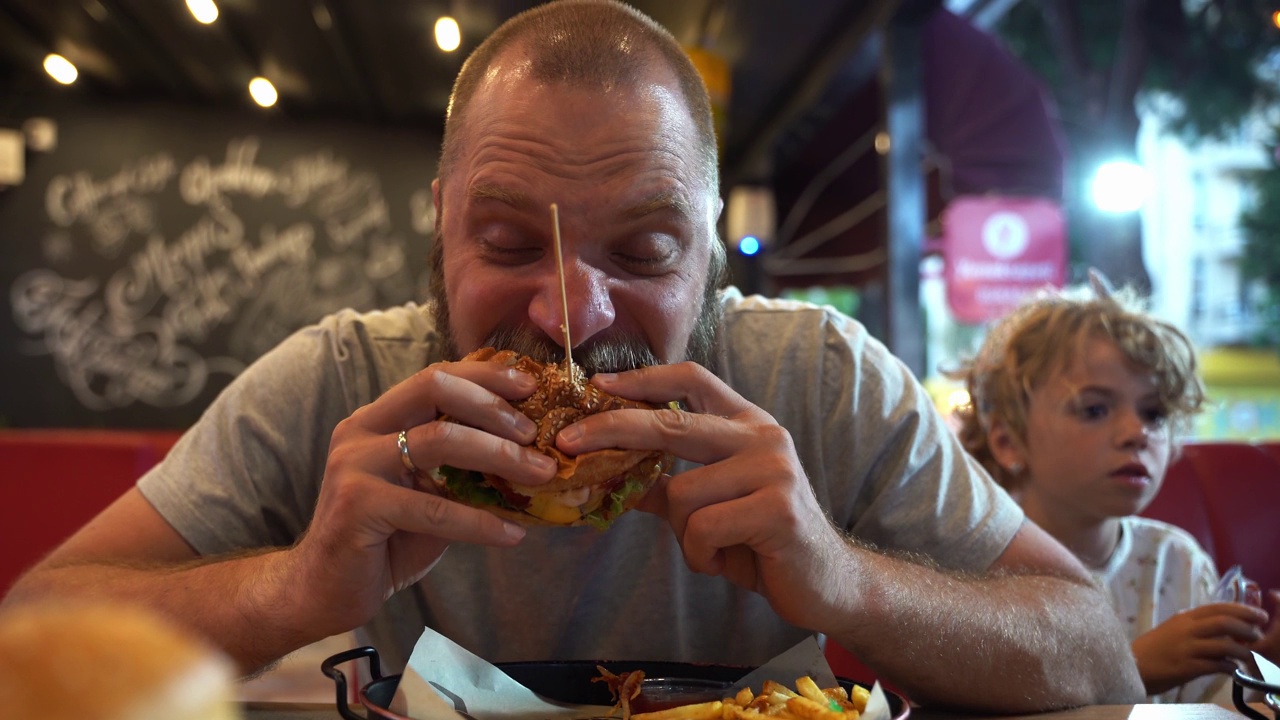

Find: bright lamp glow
<box><xmin>738</xmin><ymin>236</ymin><xmax>761</xmax><ymax>256</ymax></box>
<box><xmin>1090</xmin><ymin>160</ymin><xmax>1152</xmax><ymax>213</ymax></box>
<box><xmin>435</xmin><ymin>17</ymin><xmax>461</xmax><ymax>52</ymax></box>
<box><xmin>186</xmin><ymin>0</ymin><xmax>218</xmax><ymax>24</ymax></box>
<box><xmin>43</xmin><ymin>54</ymin><xmax>77</xmax><ymax>85</ymax></box>
<box><xmin>248</xmin><ymin>77</ymin><xmax>278</xmax><ymax>107</ymax></box>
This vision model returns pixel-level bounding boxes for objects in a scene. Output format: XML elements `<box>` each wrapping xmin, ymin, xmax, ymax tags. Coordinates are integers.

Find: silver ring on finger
<box><xmin>397</xmin><ymin>429</ymin><xmax>420</xmax><ymax>474</ymax></box>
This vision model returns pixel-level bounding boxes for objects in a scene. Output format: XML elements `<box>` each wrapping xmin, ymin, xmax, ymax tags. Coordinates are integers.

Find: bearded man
<box><xmin>4</xmin><ymin>0</ymin><xmax>1142</xmax><ymax>710</ymax></box>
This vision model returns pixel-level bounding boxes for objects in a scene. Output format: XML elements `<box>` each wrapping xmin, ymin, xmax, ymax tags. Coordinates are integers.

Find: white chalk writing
<box><xmin>11</xmin><ymin>136</ymin><xmax>417</xmax><ymax>412</ymax></box>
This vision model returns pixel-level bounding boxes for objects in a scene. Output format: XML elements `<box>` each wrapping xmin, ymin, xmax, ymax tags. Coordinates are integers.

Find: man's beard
<box><xmin>428</xmin><ymin>238</ymin><xmax>725</xmax><ymax>374</ymax></box>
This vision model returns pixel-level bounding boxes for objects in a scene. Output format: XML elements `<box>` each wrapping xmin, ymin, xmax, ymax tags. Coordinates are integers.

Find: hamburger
<box><xmin>434</xmin><ymin>347</ymin><xmax>673</xmax><ymax>529</ymax></box>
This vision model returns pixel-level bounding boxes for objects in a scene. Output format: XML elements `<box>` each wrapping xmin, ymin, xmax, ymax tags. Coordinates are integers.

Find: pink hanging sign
<box><xmin>942</xmin><ymin>196</ymin><xmax>1066</xmax><ymax>324</ymax></box>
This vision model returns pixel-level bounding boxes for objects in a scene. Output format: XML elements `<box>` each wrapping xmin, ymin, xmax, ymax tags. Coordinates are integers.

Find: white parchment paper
<box><xmin>1254</xmin><ymin>651</ymin><xmax>1280</xmax><ymax>686</ymax></box>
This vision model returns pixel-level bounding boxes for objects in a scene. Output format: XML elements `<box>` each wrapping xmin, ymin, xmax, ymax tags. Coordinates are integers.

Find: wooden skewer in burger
<box><xmin>432</xmin><ymin>204</ymin><xmax>673</xmax><ymax>529</ymax></box>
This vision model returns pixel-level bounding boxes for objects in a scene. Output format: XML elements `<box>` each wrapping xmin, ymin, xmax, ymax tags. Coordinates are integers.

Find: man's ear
<box><xmin>987</xmin><ymin>418</ymin><xmax>1025</xmax><ymax>473</ymax></box>
<box><xmin>432</xmin><ymin>178</ymin><xmax>442</xmax><ymax>236</ymax></box>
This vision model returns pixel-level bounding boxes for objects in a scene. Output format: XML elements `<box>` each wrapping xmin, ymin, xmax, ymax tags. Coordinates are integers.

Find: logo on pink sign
<box><xmin>942</xmin><ymin>196</ymin><xmax>1066</xmax><ymax>324</ymax></box>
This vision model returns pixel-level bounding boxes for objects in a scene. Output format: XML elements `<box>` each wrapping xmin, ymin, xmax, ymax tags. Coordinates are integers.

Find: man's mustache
<box><xmin>483</xmin><ymin>326</ymin><xmax>661</xmax><ymax>375</ymax></box>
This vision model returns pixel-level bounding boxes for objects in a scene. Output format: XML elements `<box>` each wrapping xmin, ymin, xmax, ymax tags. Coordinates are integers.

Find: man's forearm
<box><xmin>827</xmin><ymin>546</ymin><xmax>1143</xmax><ymax>711</ymax></box>
<box><xmin>2</xmin><ymin>550</ymin><xmax>321</xmax><ymax>674</ymax></box>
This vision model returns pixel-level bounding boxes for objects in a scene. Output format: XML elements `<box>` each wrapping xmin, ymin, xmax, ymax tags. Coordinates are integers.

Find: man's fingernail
<box><xmin>559</xmin><ymin>424</ymin><xmax>583</xmax><ymax>443</ymax></box>
<box><xmin>513</xmin><ymin>412</ymin><xmax>536</xmax><ymax>436</ymax></box>
<box><xmin>532</xmin><ymin>453</ymin><xmax>557</xmax><ymax>473</ymax></box>
<box><xmin>592</xmin><ymin>372</ymin><xmax>617</xmax><ymax>384</ymax></box>
<box><xmin>503</xmin><ymin>522</ymin><xmax>526</xmax><ymax>541</ymax></box>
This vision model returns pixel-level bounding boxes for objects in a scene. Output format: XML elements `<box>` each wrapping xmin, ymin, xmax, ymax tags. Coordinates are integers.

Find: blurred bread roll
<box><xmin>0</xmin><ymin>601</ymin><xmax>240</xmax><ymax>720</ymax></box>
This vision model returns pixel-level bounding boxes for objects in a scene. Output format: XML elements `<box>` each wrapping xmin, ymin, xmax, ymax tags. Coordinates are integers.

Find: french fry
<box><xmin>633</xmin><ymin>700</ymin><xmax>724</xmax><ymax>720</ymax></box>
<box><xmin>598</xmin><ymin>667</ymin><xmax>868</xmax><ymax>720</ymax></box>
<box><xmin>848</xmin><ymin>685</ymin><xmax>870</xmax><ymax>712</ymax></box>
<box><xmin>723</xmin><ymin>704</ymin><xmax>764</xmax><ymax>720</ymax></box>
<box><xmin>784</xmin><ymin>696</ymin><xmax>849</xmax><ymax>720</ymax></box>
<box><xmin>821</xmin><ymin>686</ymin><xmax>849</xmax><ymax>703</ymax></box>
<box><xmin>765</xmin><ymin>692</ymin><xmax>796</xmax><ymax>714</ymax></box>
<box><xmin>795</xmin><ymin>676</ymin><xmax>827</xmax><ymax>705</ymax></box>
<box><xmin>761</xmin><ymin>681</ymin><xmax>799</xmax><ymax>699</ymax></box>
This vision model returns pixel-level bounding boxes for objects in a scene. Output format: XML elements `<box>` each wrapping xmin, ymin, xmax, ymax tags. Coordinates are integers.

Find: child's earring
<box><xmin>1007</xmin><ymin>462</ymin><xmax>1023</xmax><ymax>475</ymax></box>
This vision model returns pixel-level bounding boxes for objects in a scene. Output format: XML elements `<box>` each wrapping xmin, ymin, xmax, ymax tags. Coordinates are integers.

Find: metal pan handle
<box><xmin>322</xmin><ymin>646</ymin><xmax>384</xmax><ymax>720</ymax></box>
<box><xmin>1233</xmin><ymin>668</ymin><xmax>1280</xmax><ymax>720</ymax></box>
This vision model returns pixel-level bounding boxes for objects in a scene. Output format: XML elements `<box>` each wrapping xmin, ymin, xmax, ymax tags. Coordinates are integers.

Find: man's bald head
<box><xmin>438</xmin><ymin>0</ymin><xmax>719</xmax><ymax>194</ymax></box>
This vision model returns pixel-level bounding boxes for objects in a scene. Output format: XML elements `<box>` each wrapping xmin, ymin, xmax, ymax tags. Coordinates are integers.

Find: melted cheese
<box><xmin>525</xmin><ymin>494</ymin><xmax>583</xmax><ymax>524</ymax></box>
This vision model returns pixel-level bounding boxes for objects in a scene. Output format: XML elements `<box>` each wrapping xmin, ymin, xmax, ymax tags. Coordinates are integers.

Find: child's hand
<box><xmin>1132</xmin><ymin>602</ymin><xmax>1267</xmax><ymax>696</ymax></box>
<box><xmin>1250</xmin><ymin>589</ymin><xmax>1280</xmax><ymax>664</ymax></box>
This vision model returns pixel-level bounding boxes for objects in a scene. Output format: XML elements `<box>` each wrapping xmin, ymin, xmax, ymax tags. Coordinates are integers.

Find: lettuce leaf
<box><xmin>583</xmin><ymin>474</ymin><xmax>650</xmax><ymax>531</ymax></box>
<box><xmin>438</xmin><ymin>465</ymin><xmax>512</xmax><ymax>510</ymax></box>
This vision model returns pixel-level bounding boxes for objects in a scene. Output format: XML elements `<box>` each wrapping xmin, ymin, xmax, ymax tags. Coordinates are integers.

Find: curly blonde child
<box><xmin>953</xmin><ymin>284</ymin><xmax>1204</xmax><ymax>492</ymax></box>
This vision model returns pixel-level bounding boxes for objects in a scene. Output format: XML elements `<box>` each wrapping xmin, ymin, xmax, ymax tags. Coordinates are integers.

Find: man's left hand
<box><xmin>554</xmin><ymin>361</ymin><xmax>851</xmax><ymax>631</ymax></box>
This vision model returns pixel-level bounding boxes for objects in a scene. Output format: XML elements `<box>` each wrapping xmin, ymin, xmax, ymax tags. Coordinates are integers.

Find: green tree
<box><xmin>997</xmin><ymin>0</ymin><xmax>1280</xmax><ymax>291</ymax></box>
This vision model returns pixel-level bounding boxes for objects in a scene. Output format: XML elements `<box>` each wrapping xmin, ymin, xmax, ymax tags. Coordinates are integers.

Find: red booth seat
<box><xmin>1141</xmin><ymin>441</ymin><xmax>1280</xmax><ymax>595</ymax></box>
<box><xmin>0</xmin><ymin>429</ymin><xmax>183</xmax><ymax>595</ymax></box>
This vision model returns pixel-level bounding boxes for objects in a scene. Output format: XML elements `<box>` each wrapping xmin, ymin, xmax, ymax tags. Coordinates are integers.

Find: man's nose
<box><xmin>527</xmin><ymin>260</ymin><xmax>616</xmax><ymax>350</ymax></box>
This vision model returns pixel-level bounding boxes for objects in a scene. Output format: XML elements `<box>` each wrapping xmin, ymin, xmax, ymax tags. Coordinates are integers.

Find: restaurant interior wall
<box><xmin>0</xmin><ymin>100</ymin><xmax>439</xmax><ymax>429</ymax></box>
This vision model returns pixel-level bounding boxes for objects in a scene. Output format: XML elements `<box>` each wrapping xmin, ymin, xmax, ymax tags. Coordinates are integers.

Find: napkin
<box><xmin>1254</xmin><ymin>651</ymin><xmax>1280</xmax><ymax>686</ymax></box>
<box><xmin>391</xmin><ymin>628</ymin><xmax>600</xmax><ymax>720</ymax></box>
<box><xmin>392</xmin><ymin>627</ymin><xmax>893</xmax><ymax>720</ymax></box>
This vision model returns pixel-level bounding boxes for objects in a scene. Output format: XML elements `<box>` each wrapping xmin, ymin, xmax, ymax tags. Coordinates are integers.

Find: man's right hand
<box><xmin>283</xmin><ymin>356</ymin><xmax>558</xmax><ymax>638</ymax></box>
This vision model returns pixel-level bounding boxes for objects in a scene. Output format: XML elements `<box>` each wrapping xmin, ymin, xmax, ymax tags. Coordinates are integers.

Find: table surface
<box><xmin>240</xmin><ymin>701</ymin><xmax>1265</xmax><ymax>720</ymax></box>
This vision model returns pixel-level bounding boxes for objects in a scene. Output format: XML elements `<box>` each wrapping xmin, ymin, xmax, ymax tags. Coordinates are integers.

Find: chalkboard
<box><xmin>0</xmin><ymin>103</ymin><xmax>439</xmax><ymax>429</ymax></box>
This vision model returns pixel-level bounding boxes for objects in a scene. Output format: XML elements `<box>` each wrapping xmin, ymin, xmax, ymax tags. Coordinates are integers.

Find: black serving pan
<box><xmin>1233</xmin><ymin>667</ymin><xmax>1280</xmax><ymax>720</ymax></box>
<box><xmin>322</xmin><ymin>646</ymin><xmax>911</xmax><ymax>720</ymax></box>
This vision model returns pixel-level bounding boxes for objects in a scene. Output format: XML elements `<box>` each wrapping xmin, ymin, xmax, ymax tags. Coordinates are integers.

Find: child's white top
<box><xmin>1094</xmin><ymin>515</ymin><xmax>1229</xmax><ymax>704</ymax></box>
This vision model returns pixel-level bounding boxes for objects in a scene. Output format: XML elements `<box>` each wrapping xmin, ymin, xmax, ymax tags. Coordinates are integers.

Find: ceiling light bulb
<box><xmin>435</xmin><ymin>16</ymin><xmax>461</xmax><ymax>52</ymax></box>
<box><xmin>43</xmin><ymin>54</ymin><xmax>78</xmax><ymax>85</ymax></box>
<box><xmin>249</xmin><ymin>77</ymin><xmax>278</xmax><ymax>108</ymax></box>
<box><xmin>186</xmin><ymin>0</ymin><xmax>219</xmax><ymax>24</ymax></box>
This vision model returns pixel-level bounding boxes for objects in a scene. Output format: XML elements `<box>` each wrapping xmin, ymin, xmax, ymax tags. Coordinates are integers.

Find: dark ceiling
<box><xmin>0</xmin><ymin>0</ymin><xmax>923</xmax><ymax>185</ymax></box>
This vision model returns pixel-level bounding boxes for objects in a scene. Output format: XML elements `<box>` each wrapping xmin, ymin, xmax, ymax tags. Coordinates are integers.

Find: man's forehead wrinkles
<box><xmin>463</xmin><ymin>143</ymin><xmax>701</xmax><ymax>218</ymax></box>
<box><xmin>468</xmin><ymin>129</ymin><xmax>691</xmax><ymax>168</ymax></box>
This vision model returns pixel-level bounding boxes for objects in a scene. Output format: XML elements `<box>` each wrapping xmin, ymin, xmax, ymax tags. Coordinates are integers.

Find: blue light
<box><xmin>738</xmin><ymin>236</ymin><xmax>761</xmax><ymax>256</ymax></box>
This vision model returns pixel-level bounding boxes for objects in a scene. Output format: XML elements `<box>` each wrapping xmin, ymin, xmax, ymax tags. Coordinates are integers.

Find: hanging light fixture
<box><xmin>726</xmin><ymin>185</ymin><xmax>777</xmax><ymax>255</ymax></box>
<box><xmin>435</xmin><ymin>16</ymin><xmax>461</xmax><ymax>52</ymax></box>
<box><xmin>248</xmin><ymin>77</ymin><xmax>278</xmax><ymax>108</ymax></box>
<box><xmin>43</xmin><ymin>54</ymin><xmax>78</xmax><ymax>85</ymax></box>
<box><xmin>186</xmin><ymin>0</ymin><xmax>219</xmax><ymax>24</ymax></box>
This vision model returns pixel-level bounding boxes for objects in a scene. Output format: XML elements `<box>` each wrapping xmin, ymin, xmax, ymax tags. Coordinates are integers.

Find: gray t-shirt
<box><xmin>139</xmin><ymin>288</ymin><xmax>1022</xmax><ymax>671</ymax></box>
